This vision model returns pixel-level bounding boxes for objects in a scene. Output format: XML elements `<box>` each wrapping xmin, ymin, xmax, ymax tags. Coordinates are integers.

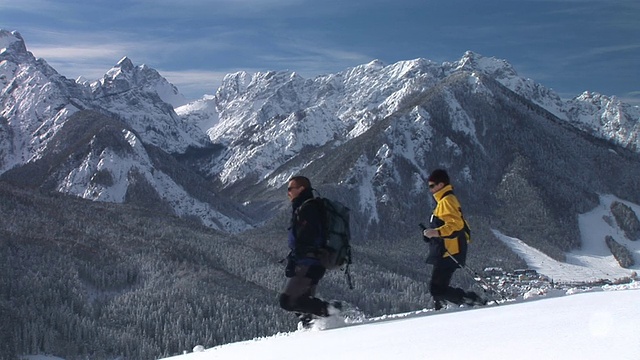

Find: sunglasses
<box><xmin>428</xmin><ymin>183</ymin><xmax>438</xmax><ymax>189</ymax></box>
<box><xmin>287</xmin><ymin>186</ymin><xmax>301</xmax><ymax>192</ymax></box>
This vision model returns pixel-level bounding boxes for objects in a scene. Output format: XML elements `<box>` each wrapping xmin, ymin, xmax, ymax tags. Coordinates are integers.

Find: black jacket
<box><xmin>288</xmin><ymin>189</ymin><xmax>324</xmax><ymax>265</ymax></box>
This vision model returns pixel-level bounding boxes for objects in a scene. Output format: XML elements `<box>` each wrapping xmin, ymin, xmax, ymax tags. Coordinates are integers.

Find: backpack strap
<box><xmin>294</xmin><ymin>198</ymin><xmax>325</xmax><ymax>254</ymax></box>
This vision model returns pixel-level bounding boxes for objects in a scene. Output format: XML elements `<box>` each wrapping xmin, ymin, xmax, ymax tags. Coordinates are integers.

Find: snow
<box><xmin>161</xmin><ymin>284</ymin><xmax>640</xmax><ymax>360</ymax></box>
<box><xmin>496</xmin><ymin>194</ymin><xmax>640</xmax><ymax>283</ymax></box>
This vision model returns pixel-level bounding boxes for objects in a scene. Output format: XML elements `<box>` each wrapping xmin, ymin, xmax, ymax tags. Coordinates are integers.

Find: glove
<box><xmin>285</xmin><ymin>252</ymin><xmax>297</xmax><ymax>278</ymax></box>
<box><xmin>419</xmin><ymin>223</ymin><xmax>430</xmax><ymax>243</ymax></box>
<box><xmin>423</xmin><ymin>228</ymin><xmax>440</xmax><ymax>238</ymax></box>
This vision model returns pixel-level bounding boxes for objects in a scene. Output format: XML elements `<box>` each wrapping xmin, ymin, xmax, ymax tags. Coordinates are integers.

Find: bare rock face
<box><xmin>605</xmin><ymin>235</ymin><xmax>635</xmax><ymax>268</ymax></box>
<box><xmin>611</xmin><ymin>201</ymin><xmax>640</xmax><ymax>241</ymax></box>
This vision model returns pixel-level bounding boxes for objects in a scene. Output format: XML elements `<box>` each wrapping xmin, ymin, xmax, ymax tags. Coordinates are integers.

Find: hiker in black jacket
<box><xmin>278</xmin><ymin>176</ymin><xmax>341</xmax><ymax>328</ymax></box>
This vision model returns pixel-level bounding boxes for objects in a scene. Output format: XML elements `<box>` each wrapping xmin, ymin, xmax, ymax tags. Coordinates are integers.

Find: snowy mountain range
<box><xmin>184</xmin><ymin>54</ymin><xmax>640</xmax><ymax>188</ymax></box>
<box><xmin>2</xmin><ymin>27</ymin><xmax>640</xmax><ymax>265</ymax></box>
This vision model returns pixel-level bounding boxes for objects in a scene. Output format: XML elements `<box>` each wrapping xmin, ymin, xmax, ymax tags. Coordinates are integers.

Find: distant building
<box><xmin>483</xmin><ymin>267</ymin><xmax>505</xmax><ymax>277</ymax></box>
<box><xmin>513</xmin><ymin>269</ymin><xmax>539</xmax><ymax>280</ymax></box>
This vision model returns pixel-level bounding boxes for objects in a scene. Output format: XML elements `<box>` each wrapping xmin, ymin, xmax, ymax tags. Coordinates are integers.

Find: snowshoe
<box><xmin>433</xmin><ymin>299</ymin><xmax>447</xmax><ymax>311</ymax></box>
<box><xmin>326</xmin><ymin>300</ymin><xmax>343</xmax><ymax>316</ymax></box>
<box><xmin>296</xmin><ymin>313</ymin><xmax>314</xmax><ymax>331</ymax></box>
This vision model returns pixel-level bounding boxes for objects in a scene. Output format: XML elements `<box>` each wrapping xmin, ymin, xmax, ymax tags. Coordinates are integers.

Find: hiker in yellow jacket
<box><xmin>423</xmin><ymin>169</ymin><xmax>486</xmax><ymax>310</ymax></box>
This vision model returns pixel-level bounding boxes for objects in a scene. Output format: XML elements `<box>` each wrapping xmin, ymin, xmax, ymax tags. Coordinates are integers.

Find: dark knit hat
<box><xmin>428</xmin><ymin>169</ymin><xmax>450</xmax><ymax>185</ymax></box>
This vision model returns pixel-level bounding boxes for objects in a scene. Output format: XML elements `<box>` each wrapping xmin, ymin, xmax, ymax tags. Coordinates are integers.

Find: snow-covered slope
<box><xmin>161</xmin><ymin>283</ymin><xmax>640</xmax><ymax>360</ymax></box>
<box><xmin>563</xmin><ymin>92</ymin><xmax>640</xmax><ymax>151</ymax></box>
<box><xmin>175</xmin><ymin>94</ymin><xmax>219</xmax><ymax>132</ymax></box>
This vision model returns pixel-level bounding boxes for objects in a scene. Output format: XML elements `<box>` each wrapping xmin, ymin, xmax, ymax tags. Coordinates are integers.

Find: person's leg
<box><xmin>430</xmin><ymin>260</ymin><xmax>467</xmax><ymax>306</ymax></box>
<box><xmin>430</xmin><ymin>262</ymin><xmax>455</xmax><ymax>309</ymax></box>
<box><xmin>279</xmin><ymin>264</ymin><xmax>331</xmax><ymax>317</ymax></box>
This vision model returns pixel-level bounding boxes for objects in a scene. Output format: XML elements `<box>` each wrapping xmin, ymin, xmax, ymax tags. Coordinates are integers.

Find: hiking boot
<box><xmin>326</xmin><ymin>300</ymin><xmax>343</xmax><ymax>316</ymax></box>
<box><xmin>463</xmin><ymin>291</ymin><xmax>487</xmax><ymax>306</ymax></box>
<box><xmin>434</xmin><ymin>300</ymin><xmax>446</xmax><ymax>311</ymax></box>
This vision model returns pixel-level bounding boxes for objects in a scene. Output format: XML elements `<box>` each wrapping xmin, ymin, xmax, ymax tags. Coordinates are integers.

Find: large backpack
<box><xmin>302</xmin><ymin>196</ymin><xmax>353</xmax><ymax>289</ymax></box>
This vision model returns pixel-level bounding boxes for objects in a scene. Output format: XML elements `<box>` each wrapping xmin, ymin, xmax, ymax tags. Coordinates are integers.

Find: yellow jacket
<box><xmin>432</xmin><ymin>184</ymin><xmax>469</xmax><ymax>257</ymax></box>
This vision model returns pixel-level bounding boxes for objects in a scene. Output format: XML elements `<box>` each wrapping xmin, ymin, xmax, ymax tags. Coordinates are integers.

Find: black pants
<box><xmin>429</xmin><ymin>257</ymin><xmax>467</xmax><ymax>305</ymax></box>
<box><xmin>279</xmin><ymin>264</ymin><xmax>328</xmax><ymax>317</ymax></box>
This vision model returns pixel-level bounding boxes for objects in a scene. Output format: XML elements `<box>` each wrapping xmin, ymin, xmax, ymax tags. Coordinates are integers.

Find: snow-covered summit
<box><xmin>85</xmin><ymin>55</ymin><xmax>209</xmax><ymax>154</ymax></box>
<box><xmin>0</xmin><ymin>30</ymin><xmax>243</xmax><ymax>231</ymax></box>
<box><xmin>0</xmin><ymin>30</ymin><xmax>27</xmax><ymax>56</ymax></box>
<box><xmin>449</xmin><ymin>50</ymin><xmax>518</xmax><ymax>79</ymax></box>
<box><xmin>1</xmin><ymin>29</ymin><xmax>206</xmax><ymax>171</ymax></box>
<box><xmin>177</xmin><ymin>50</ymin><xmax>638</xmax><ymax>187</ymax></box>
<box><xmin>563</xmin><ymin>91</ymin><xmax>640</xmax><ymax>150</ymax></box>
<box><xmin>0</xmin><ymin>29</ymin><xmax>87</xmax><ymax>173</ymax></box>
<box><xmin>173</xmin><ymin>53</ymin><xmax>533</xmax><ymax>185</ymax></box>
<box><xmin>95</xmin><ymin>56</ymin><xmax>189</xmax><ymax>108</ymax></box>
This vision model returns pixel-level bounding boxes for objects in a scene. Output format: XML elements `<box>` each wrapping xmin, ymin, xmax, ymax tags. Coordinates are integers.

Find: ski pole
<box><xmin>419</xmin><ymin>223</ymin><xmax>509</xmax><ymax>302</ymax></box>
<box><xmin>444</xmin><ymin>250</ymin><xmax>509</xmax><ymax>302</ymax></box>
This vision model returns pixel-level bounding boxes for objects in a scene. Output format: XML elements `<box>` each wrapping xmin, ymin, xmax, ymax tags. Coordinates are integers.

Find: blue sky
<box><xmin>2</xmin><ymin>0</ymin><xmax>638</xmax><ymax>104</ymax></box>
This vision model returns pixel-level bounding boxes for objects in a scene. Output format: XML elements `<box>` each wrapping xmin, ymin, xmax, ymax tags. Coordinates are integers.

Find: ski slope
<box><xmin>495</xmin><ymin>194</ymin><xmax>640</xmax><ymax>282</ymax></box>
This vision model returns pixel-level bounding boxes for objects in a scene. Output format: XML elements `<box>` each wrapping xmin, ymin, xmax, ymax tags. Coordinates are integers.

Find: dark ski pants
<box><xmin>429</xmin><ymin>258</ymin><xmax>467</xmax><ymax>305</ymax></box>
<box><xmin>279</xmin><ymin>264</ymin><xmax>329</xmax><ymax>317</ymax></box>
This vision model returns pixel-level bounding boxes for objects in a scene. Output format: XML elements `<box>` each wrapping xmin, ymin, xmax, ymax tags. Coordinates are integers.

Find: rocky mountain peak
<box><xmin>451</xmin><ymin>51</ymin><xmax>518</xmax><ymax>80</ymax></box>
<box><xmin>0</xmin><ymin>30</ymin><xmax>27</xmax><ymax>56</ymax></box>
<box><xmin>97</xmin><ymin>56</ymin><xmax>187</xmax><ymax>108</ymax></box>
<box><xmin>116</xmin><ymin>56</ymin><xmax>135</xmax><ymax>70</ymax></box>
<box><xmin>364</xmin><ymin>59</ymin><xmax>385</xmax><ymax>70</ymax></box>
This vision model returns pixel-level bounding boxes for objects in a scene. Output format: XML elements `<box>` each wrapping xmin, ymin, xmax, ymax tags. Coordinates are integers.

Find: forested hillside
<box><xmin>0</xmin><ymin>182</ymin><xmax>288</xmax><ymax>359</ymax></box>
<box><xmin>0</xmin><ymin>181</ymin><xmax>527</xmax><ymax>359</ymax></box>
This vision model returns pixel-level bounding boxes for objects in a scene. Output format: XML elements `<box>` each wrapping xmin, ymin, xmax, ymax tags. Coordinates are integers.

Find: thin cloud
<box><xmin>160</xmin><ymin>69</ymin><xmax>231</xmax><ymax>99</ymax></box>
<box><xmin>584</xmin><ymin>44</ymin><xmax>640</xmax><ymax>58</ymax></box>
<box><xmin>256</xmin><ymin>41</ymin><xmax>373</xmax><ymax>75</ymax></box>
<box><xmin>0</xmin><ymin>0</ymin><xmax>55</xmax><ymax>11</ymax></box>
<box><xmin>30</xmin><ymin>45</ymin><xmax>127</xmax><ymax>62</ymax></box>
